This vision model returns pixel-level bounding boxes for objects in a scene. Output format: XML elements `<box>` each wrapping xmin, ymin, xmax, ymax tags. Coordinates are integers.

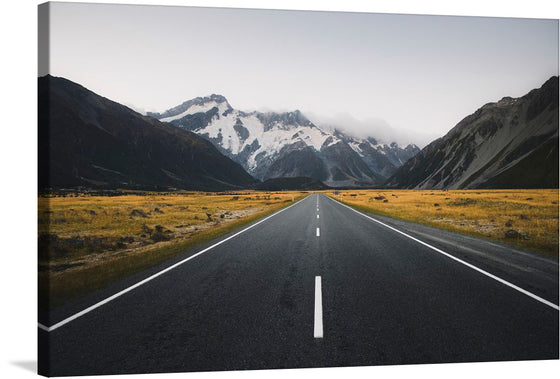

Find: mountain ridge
<box><xmin>151</xmin><ymin>94</ymin><xmax>419</xmax><ymax>187</ymax></box>
<box><xmin>38</xmin><ymin>75</ymin><xmax>256</xmax><ymax>191</ymax></box>
<box><xmin>386</xmin><ymin>76</ymin><xmax>559</xmax><ymax>189</ymax></box>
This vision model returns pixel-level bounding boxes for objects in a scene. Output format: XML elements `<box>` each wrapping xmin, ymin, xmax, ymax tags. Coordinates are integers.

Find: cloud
<box><xmin>305</xmin><ymin>111</ymin><xmax>439</xmax><ymax>148</ymax></box>
<box><xmin>122</xmin><ymin>102</ymin><xmax>160</xmax><ymax>116</ymax></box>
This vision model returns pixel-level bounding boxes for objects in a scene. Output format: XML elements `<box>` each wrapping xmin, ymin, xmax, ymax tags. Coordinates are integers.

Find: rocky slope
<box><xmin>386</xmin><ymin>76</ymin><xmax>559</xmax><ymax>189</ymax></box>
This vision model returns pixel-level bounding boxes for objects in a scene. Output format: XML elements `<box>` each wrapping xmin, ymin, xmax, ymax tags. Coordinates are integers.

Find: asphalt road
<box><xmin>39</xmin><ymin>194</ymin><xmax>559</xmax><ymax>376</ymax></box>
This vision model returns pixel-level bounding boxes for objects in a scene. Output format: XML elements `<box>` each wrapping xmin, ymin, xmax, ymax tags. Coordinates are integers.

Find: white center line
<box><xmin>314</xmin><ymin>276</ymin><xmax>323</xmax><ymax>338</ymax></box>
<box><xmin>316</xmin><ymin>227</ymin><xmax>320</xmax><ymax>237</ymax></box>
<box><xmin>317</xmin><ymin>214</ymin><xmax>319</xmax><ymax>219</ymax></box>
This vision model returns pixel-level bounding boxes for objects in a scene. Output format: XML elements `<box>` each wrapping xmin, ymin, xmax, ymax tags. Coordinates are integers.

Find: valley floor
<box><xmin>40</xmin><ymin>194</ymin><xmax>558</xmax><ymax>375</ymax></box>
<box><xmin>38</xmin><ymin>188</ymin><xmax>558</xmax><ymax>309</ymax></box>
<box><xmin>38</xmin><ymin>190</ymin><xmax>306</xmax><ymax>307</ymax></box>
<box><xmin>327</xmin><ymin>188</ymin><xmax>559</xmax><ymax>257</ymax></box>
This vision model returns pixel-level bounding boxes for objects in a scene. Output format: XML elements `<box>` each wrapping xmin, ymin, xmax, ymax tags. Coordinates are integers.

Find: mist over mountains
<box><xmin>308</xmin><ymin>113</ymin><xmax>438</xmax><ymax>149</ymax></box>
<box><xmin>149</xmin><ymin>97</ymin><xmax>419</xmax><ymax>187</ymax></box>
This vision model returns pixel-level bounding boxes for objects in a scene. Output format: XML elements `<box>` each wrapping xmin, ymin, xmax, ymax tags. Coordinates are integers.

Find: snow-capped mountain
<box><xmin>386</xmin><ymin>76</ymin><xmax>559</xmax><ymax>189</ymax></box>
<box><xmin>149</xmin><ymin>96</ymin><xmax>419</xmax><ymax>186</ymax></box>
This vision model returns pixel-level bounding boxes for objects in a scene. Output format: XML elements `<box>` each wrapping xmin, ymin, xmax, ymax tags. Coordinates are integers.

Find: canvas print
<box><xmin>38</xmin><ymin>2</ymin><xmax>559</xmax><ymax>377</ymax></box>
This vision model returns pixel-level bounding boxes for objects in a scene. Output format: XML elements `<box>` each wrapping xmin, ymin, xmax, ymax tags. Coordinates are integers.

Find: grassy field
<box><xmin>327</xmin><ymin>189</ymin><xmax>559</xmax><ymax>257</ymax></box>
<box><xmin>39</xmin><ymin>191</ymin><xmax>306</xmax><ymax>308</ymax></box>
<box><xmin>38</xmin><ymin>188</ymin><xmax>559</xmax><ymax>307</ymax></box>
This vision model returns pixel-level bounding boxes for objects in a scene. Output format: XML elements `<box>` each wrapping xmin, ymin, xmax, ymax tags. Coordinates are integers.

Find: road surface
<box><xmin>39</xmin><ymin>194</ymin><xmax>559</xmax><ymax>376</ymax></box>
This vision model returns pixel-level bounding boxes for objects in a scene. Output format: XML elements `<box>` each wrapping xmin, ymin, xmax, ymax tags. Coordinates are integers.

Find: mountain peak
<box><xmin>542</xmin><ymin>75</ymin><xmax>559</xmax><ymax>89</ymax></box>
<box><xmin>150</xmin><ymin>93</ymin><xmax>232</xmax><ymax>122</ymax></box>
<box><xmin>256</xmin><ymin>109</ymin><xmax>313</xmax><ymax>130</ymax></box>
<box><xmin>150</xmin><ymin>96</ymin><xmax>419</xmax><ymax>186</ymax></box>
<box><xmin>204</xmin><ymin>94</ymin><xmax>229</xmax><ymax>104</ymax></box>
<box><xmin>184</xmin><ymin>93</ymin><xmax>231</xmax><ymax>109</ymax></box>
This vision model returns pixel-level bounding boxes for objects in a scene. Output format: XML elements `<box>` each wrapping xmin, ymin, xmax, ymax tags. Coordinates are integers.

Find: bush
<box><xmin>130</xmin><ymin>209</ymin><xmax>148</xmax><ymax>218</ymax></box>
<box><xmin>151</xmin><ymin>232</ymin><xmax>170</xmax><ymax>242</ymax></box>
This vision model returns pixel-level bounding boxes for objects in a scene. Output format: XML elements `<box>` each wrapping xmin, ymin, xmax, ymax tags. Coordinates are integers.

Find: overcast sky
<box><xmin>46</xmin><ymin>2</ymin><xmax>558</xmax><ymax>146</ymax></box>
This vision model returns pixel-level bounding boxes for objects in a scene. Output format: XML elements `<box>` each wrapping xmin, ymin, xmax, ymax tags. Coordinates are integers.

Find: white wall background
<box><xmin>0</xmin><ymin>1</ymin><xmax>558</xmax><ymax>379</ymax></box>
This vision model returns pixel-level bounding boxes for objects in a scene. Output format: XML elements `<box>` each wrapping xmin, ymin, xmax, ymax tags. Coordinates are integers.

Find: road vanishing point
<box><xmin>39</xmin><ymin>194</ymin><xmax>559</xmax><ymax>376</ymax></box>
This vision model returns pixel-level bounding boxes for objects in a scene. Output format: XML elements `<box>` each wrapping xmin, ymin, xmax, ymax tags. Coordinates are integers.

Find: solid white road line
<box><xmin>316</xmin><ymin>227</ymin><xmax>320</xmax><ymax>237</ymax></box>
<box><xmin>38</xmin><ymin>195</ymin><xmax>312</xmax><ymax>332</ymax></box>
<box><xmin>314</xmin><ymin>276</ymin><xmax>323</xmax><ymax>338</ymax></box>
<box><xmin>328</xmin><ymin>196</ymin><xmax>560</xmax><ymax>311</ymax></box>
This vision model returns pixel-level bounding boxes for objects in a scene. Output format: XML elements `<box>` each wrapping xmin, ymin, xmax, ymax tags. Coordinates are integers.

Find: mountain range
<box><xmin>38</xmin><ymin>75</ymin><xmax>558</xmax><ymax>191</ymax></box>
<box><xmin>148</xmin><ymin>97</ymin><xmax>419</xmax><ymax>187</ymax></box>
<box><xmin>386</xmin><ymin>76</ymin><xmax>559</xmax><ymax>189</ymax></box>
<box><xmin>38</xmin><ymin>76</ymin><xmax>256</xmax><ymax>191</ymax></box>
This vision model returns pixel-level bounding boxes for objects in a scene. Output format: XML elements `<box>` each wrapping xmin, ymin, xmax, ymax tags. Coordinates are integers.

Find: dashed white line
<box><xmin>327</xmin><ymin>196</ymin><xmax>560</xmax><ymax>311</ymax></box>
<box><xmin>314</xmin><ymin>276</ymin><xmax>323</xmax><ymax>338</ymax></box>
<box><xmin>316</xmin><ymin>227</ymin><xmax>320</xmax><ymax>237</ymax></box>
<box><xmin>317</xmin><ymin>214</ymin><xmax>319</xmax><ymax>219</ymax></box>
<box><xmin>38</xmin><ymin>195</ymin><xmax>311</xmax><ymax>332</ymax></box>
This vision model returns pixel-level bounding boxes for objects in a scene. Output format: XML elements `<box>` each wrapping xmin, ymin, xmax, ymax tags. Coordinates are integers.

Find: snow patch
<box><xmin>160</xmin><ymin>101</ymin><xmax>219</xmax><ymax>122</ymax></box>
<box><xmin>348</xmin><ymin>142</ymin><xmax>364</xmax><ymax>156</ymax></box>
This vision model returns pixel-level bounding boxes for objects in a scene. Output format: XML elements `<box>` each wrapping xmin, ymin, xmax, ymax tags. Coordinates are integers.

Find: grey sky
<box><xmin>46</xmin><ymin>2</ymin><xmax>558</xmax><ymax>146</ymax></box>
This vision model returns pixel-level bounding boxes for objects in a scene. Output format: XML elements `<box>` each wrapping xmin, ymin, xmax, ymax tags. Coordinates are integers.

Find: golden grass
<box><xmin>39</xmin><ymin>191</ymin><xmax>305</xmax><ymax>307</ymax></box>
<box><xmin>326</xmin><ymin>189</ymin><xmax>559</xmax><ymax>257</ymax></box>
<box><xmin>38</xmin><ymin>188</ymin><xmax>559</xmax><ymax>307</ymax></box>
